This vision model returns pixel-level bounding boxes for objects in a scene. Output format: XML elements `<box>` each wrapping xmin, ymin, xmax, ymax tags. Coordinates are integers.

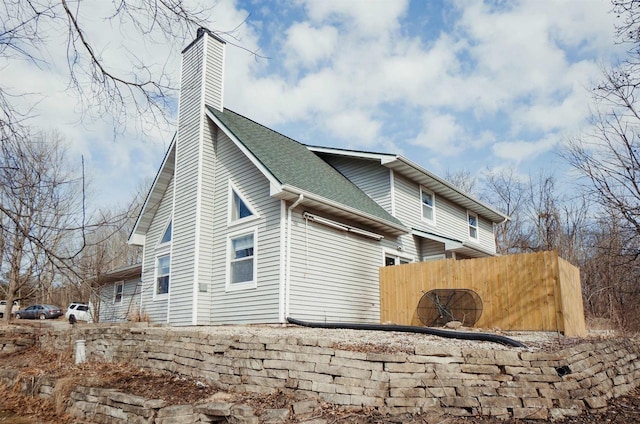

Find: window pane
<box><xmin>231</xmin><ymin>258</ymin><xmax>253</xmax><ymax>283</ymax></box>
<box><xmin>469</xmin><ymin>215</ymin><xmax>477</xmax><ymax>226</ymax></box>
<box><xmin>157</xmin><ymin>255</ymin><xmax>170</xmax><ymax>294</ymax></box>
<box><xmin>232</xmin><ymin>191</ymin><xmax>252</xmax><ymax>220</ymax></box>
<box><xmin>158</xmin><ymin>255</ymin><xmax>170</xmax><ymax>274</ymax></box>
<box><xmin>233</xmin><ymin>234</ymin><xmax>254</xmax><ymax>258</ymax></box>
<box><xmin>421</xmin><ymin>191</ymin><xmax>433</xmax><ymax>206</ymax></box>
<box><xmin>470</xmin><ymin>227</ymin><xmax>477</xmax><ymax>239</ymax></box>
<box><xmin>422</xmin><ymin>204</ymin><xmax>433</xmax><ymax>220</ymax></box>
<box><xmin>421</xmin><ymin>190</ymin><xmax>434</xmax><ymax>221</ymax></box>
<box><xmin>157</xmin><ymin>275</ymin><xmax>170</xmax><ymax>294</ymax></box>
<box><xmin>385</xmin><ymin>256</ymin><xmax>396</xmax><ymax>266</ymax></box>
<box><xmin>160</xmin><ymin>221</ymin><xmax>172</xmax><ymax>243</ymax></box>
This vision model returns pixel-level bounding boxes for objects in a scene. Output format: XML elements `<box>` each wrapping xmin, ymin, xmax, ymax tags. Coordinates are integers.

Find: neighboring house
<box><xmin>113</xmin><ymin>28</ymin><xmax>508</xmax><ymax>326</ymax></box>
<box><xmin>97</xmin><ymin>264</ymin><xmax>142</xmax><ymax>322</ymax></box>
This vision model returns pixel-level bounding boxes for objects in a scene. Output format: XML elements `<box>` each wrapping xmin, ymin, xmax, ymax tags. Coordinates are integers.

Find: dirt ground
<box><xmin>1</xmin><ymin>343</ymin><xmax>639</xmax><ymax>424</ymax></box>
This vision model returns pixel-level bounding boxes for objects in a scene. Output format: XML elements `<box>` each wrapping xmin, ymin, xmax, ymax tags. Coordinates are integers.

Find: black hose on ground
<box><xmin>286</xmin><ymin>317</ymin><xmax>526</xmax><ymax>348</ymax></box>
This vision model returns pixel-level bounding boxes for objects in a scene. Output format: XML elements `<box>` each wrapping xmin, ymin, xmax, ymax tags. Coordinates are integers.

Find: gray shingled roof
<box><xmin>207</xmin><ymin>106</ymin><xmax>404</xmax><ymax>228</ymax></box>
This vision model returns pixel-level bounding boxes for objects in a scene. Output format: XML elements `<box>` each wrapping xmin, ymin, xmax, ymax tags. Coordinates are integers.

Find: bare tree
<box><xmin>479</xmin><ymin>168</ymin><xmax>528</xmax><ymax>254</ymax></box>
<box><xmin>444</xmin><ymin>169</ymin><xmax>477</xmax><ymax>197</ymax></box>
<box><xmin>562</xmin><ymin>0</ymin><xmax>640</xmax><ymax>253</ymax></box>
<box><xmin>0</xmin><ymin>130</ymin><xmax>82</xmax><ymax>319</ymax></box>
<box><xmin>1</xmin><ymin>1</ymin><xmax>255</xmax><ymax>138</ymax></box>
<box><xmin>0</xmin><ymin>129</ymin><xmax>133</xmax><ymax>320</ymax></box>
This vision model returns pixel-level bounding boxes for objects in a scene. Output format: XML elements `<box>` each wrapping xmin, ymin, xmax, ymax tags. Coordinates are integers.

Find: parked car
<box><xmin>14</xmin><ymin>304</ymin><xmax>63</xmax><ymax>320</ymax></box>
<box><xmin>66</xmin><ymin>302</ymin><xmax>93</xmax><ymax>324</ymax></box>
<box><xmin>0</xmin><ymin>300</ymin><xmax>20</xmax><ymax>318</ymax></box>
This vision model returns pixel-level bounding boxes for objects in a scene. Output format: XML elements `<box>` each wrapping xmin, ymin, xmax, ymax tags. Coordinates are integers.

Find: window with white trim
<box><xmin>159</xmin><ymin>220</ymin><xmax>172</xmax><ymax>244</ymax></box>
<box><xmin>420</xmin><ymin>187</ymin><xmax>435</xmax><ymax>224</ymax></box>
<box><xmin>227</xmin><ymin>229</ymin><xmax>257</xmax><ymax>290</ymax></box>
<box><xmin>384</xmin><ymin>253</ymin><xmax>412</xmax><ymax>266</ymax></box>
<box><xmin>228</xmin><ymin>183</ymin><xmax>258</xmax><ymax>225</ymax></box>
<box><xmin>114</xmin><ymin>282</ymin><xmax>124</xmax><ymax>303</ymax></box>
<box><xmin>156</xmin><ymin>254</ymin><xmax>170</xmax><ymax>295</ymax></box>
<box><xmin>468</xmin><ymin>211</ymin><xmax>479</xmax><ymax>241</ymax></box>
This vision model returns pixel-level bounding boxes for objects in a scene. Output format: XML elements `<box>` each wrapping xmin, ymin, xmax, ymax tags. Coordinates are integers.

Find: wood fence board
<box><xmin>379</xmin><ymin>251</ymin><xmax>585</xmax><ymax>335</ymax></box>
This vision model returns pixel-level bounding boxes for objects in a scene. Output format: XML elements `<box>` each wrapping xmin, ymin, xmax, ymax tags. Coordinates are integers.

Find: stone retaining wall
<box><xmin>0</xmin><ymin>327</ymin><xmax>35</xmax><ymax>354</ymax></box>
<box><xmin>5</xmin><ymin>325</ymin><xmax>640</xmax><ymax>421</ymax></box>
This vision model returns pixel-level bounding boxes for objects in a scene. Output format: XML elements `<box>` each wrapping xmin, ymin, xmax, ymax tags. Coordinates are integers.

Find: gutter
<box><xmin>276</xmin><ymin>185</ymin><xmax>408</xmax><ymax>236</ymax></box>
<box><xmin>283</xmin><ymin>194</ymin><xmax>304</xmax><ymax>321</ymax></box>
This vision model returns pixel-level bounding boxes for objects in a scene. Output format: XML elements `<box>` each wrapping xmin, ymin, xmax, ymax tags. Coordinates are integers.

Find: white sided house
<box><xmin>120</xmin><ymin>28</ymin><xmax>508</xmax><ymax>326</ymax></box>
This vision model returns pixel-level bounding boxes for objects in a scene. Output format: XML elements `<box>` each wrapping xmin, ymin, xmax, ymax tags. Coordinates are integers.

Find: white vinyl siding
<box><xmin>171</xmin><ymin>32</ymin><xmax>225</xmax><ymax>325</ymax></box>
<box><xmin>171</xmin><ymin>36</ymin><xmax>204</xmax><ymax>325</ymax></box>
<box><xmin>319</xmin><ymin>155</ymin><xmax>392</xmax><ymax>211</ymax></box>
<box><xmin>288</xmin><ymin>211</ymin><xmax>382</xmax><ymax>323</ymax></box>
<box><xmin>99</xmin><ymin>277</ymin><xmax>142</xmax><ymax>322</ymax></box>
<box><xmin>209</xmin><ymin>130</ymin><xmax>282</xmax><ymax>324</ymax></box>
<box><xmin>420</xmin><ymin>237</ymin><xmax>446</xmax><ymax>258</ymax></box>
<box><xmin>393</xmin><ymin>174</ymin><xmax>496</xmax><ymax>253</ymax></box>
<box><xmin>140</xmin><ymin>177</ymin><xmax>174</xmax><ymax>323</ymax></box>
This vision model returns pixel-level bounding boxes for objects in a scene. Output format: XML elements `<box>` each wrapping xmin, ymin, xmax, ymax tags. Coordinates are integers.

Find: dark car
<box><xmin>14</xmin><ymin>304</ymin><xmax>63</xmax><ymax>320</ymax></box>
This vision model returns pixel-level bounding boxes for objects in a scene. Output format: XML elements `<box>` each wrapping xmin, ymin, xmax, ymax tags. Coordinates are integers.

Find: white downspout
<box><xmin>285</xmin><ymin>194</ymin><xmax>304</xmax><ymax>321</ymax></box>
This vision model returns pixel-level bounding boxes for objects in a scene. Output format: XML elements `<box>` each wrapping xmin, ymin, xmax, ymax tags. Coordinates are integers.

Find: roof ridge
<box><xmin>222</xmin><ymin>107</ymin><xmax>306</xmax><ymax>147</ymax></box>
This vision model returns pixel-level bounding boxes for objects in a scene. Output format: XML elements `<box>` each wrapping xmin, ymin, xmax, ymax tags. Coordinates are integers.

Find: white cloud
<box><xmin>6</xmin><ymin>0</ymin><xmax>624</xmax><ymax>209</ymax></box>
<box><xmin>325</xmin><ymin>110</ymin><xmax>381</xmax><ymax>146</ymax></box>
<box><xmin>302</xmin><ymin>0</ymin><xmax>409</xmax><ymax>36</ymax></box>
<box><xmin>411</xmin><ymin>113</ymin><xmax>467</xmax><ymax>156</ymax></box>
<box><xmin>492</xmin><ymin>136</ymin><xmax>559</xmax><ymax>163</ymax></box>
<box><xmin>284</xmin><ymin>22</ymin><xmax>338</xmax><ymax>68</ymax></box>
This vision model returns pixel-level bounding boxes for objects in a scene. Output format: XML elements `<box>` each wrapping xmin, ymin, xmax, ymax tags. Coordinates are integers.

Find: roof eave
<box><xmin>128</xmin><ymin>136</ymin><xmax>177</xmax><ymax>246</ymax></box>
<box><xmin>384</xmin><ymin>156</ymin><xmax>510</xmax><ymax>224</ymax></box>
<box><xmin>273</xmin><ymin>185</ymin><xmax>409</xmax><ymax>236</ymax></box>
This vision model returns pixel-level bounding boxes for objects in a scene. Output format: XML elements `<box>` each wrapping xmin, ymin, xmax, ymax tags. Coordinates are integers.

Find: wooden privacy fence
<box><xmin>379</xmin><ymin>250</ymin><xmax>586</xmax><ymax>336</ymax></box>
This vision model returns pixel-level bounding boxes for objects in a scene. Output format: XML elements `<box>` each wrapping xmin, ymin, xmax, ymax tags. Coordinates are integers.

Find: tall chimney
<box><xmin>170</xmin><ymin>29</ymin><xmax>226</xmax><ymax>325</ymax></box>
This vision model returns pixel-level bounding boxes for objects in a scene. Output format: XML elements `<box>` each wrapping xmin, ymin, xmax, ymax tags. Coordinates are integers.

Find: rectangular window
<box><xmin>468</xmin><ymin>212</ymin><xmax>479</xmax><ymax>241</ymax></box>
<box><xmin>420</xmin><ymin>187</ymin><xmax>435</xmax><ymax>224</ymax></box>
<box><xmin>228</xmin><ymin>230</ymin><xmax>256</xmax><ymax>289</ymax></box>
<box><xmin>385</xmin><ymin>253</ymin><xmax>412</xmax><ymax>266</ymax></box>
<box><xmin>114</xmin><ymin>282</ymin><xmax>124</xmax><ymax>303</ymax></box>
<box><xmin>156</xmin><ymin>254</ymin><xmax>170</xmax><ymax>295</ymax></box>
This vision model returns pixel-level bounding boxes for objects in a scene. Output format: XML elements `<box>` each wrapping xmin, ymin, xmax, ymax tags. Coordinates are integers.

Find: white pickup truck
<box><xmin>0</xmin><ymin>300</ymin><xmax>20</xmax><ymax>318</ymax></box>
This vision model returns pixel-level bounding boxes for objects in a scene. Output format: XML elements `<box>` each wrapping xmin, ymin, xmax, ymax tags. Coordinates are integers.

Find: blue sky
<box><xmin>5</xmin><ymin>0</ymin><xmax>625</xmax><ymax>209</ymax></box>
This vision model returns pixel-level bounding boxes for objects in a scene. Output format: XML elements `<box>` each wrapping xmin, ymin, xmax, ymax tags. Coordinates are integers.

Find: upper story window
<box><xmin>159</xmin><ymin>220</ymin><xmax>172</xmax><ymax>245</ymax></box>
<box><xmin>468</xmin><ymin>211</ymin><xmax>479</xmax><ymax>242</ymax></box>
<box><xmin>420</xmin><ymin>186</ymin><xmax>436</xmax><ymax>224</ymax></box>
<box><xmin>227</xmin><ymin>229</ymin><xmax>257</xmax><ymax>290</ymax></box>
<box><xmin>229</xmin><ymin>183</ymin><xmax>258</xmax><ymax>225</ymax></box>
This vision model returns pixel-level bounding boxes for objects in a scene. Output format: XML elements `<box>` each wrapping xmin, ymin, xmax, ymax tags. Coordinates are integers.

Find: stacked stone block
<box><xmin>6</xmin><ymin>326</ymin><xmax>640</xmax><ymax>421</ymax></box>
